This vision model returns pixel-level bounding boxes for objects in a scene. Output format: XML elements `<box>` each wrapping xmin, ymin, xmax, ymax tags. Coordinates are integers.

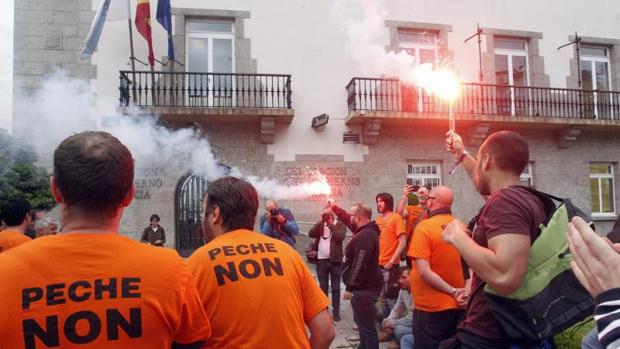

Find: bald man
<box><xmin>407</xmin><ymin>186</ymin><xmax>466</xmax><ymax>349</ymax></box>
<box><xmin>259</xmin><ymin>199</ymin><xmax>300</xmax><ymax>247</ymax></box>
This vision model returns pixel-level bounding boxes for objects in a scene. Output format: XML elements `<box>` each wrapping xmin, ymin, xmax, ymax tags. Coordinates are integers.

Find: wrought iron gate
<box><xmin>175</xmin><ymin>173</ymin><xmax>207</xmax><ymax>257</ymax></box>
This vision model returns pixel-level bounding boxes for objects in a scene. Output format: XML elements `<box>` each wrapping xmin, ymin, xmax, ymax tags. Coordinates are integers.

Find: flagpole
<box><xmin>126</xmin><ymin>0</ymin><xmax>137</xmax><ymax>104</ymax></box>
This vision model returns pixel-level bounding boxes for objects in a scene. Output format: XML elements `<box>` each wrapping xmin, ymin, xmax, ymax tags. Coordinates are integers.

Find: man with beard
<box><xmin>328</xmin><ymin>199</ymin><xmax>383</xmax><ymax>349</ymax></box>
<box><xmin>440</xmin><ymin>130</ymin><xmax>547</xmax><ymax>349</ymax></box>
<box><xmin>381</xmin><ymin>267</ymin><xmax>414</xmax><ymax>348</ymax></box>
<box><xmin>375</xmin><ymin>193</ymin><xmax>407</xmax><ymax>318</ymax></box>
<box><xmin>188</xmin><ymin>177</ymin><xmax>335</xmax><ymax>349</ymax></box>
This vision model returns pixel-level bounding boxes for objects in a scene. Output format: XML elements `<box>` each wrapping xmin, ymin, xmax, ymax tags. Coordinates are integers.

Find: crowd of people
<box><xmin>0</xmin><ymin>129</ymin><xmax>619</xmax><ymax>349</ymax></box>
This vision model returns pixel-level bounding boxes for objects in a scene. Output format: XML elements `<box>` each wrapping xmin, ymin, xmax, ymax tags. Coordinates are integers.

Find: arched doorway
<box><xmin>175</xmin><ymin>173</ymin><xmax>207</xmax><ymax>257</ymax></box>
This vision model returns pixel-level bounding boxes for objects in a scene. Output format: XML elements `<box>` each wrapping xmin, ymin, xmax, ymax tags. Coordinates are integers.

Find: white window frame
<box><xmin>185</xmin><ymin>19</ymin><xmax>236</xmax><ymax>105</ymax></box>
<box><xmin>397</xmin><ymin>29</ymin><xmax>439</xmax><ymax>66</ymax></box>
<box><xmin>589</xmin><ymin>163</ymin><xmax>617</xmax><ymax>218</ymax></box>
<box><xmin>494</xmin><ymin>38</ymin><xmax>530</xmax><ymax>116</ymax></box>
<box><xmin>519</xmin><ymin>162</ymin><xmax>534</xmax><ymax>187</ymax></box>
<box><xmin>406</xmin><ymin>162</ymin><xmax>442</xmax><ymax>188</ymax></box>
<box><xmin>580</xmin><ymin>46</ymin><xmax>614</xmax><ymax>119</ymax></box>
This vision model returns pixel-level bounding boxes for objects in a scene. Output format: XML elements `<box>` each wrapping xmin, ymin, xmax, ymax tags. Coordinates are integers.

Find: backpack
<box><xmin>483</xmin><ymin>187</ymin><xmax>595</xmax><ymax>343</ymax></box>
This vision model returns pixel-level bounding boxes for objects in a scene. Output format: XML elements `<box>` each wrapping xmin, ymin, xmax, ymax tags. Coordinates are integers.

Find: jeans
<box><xmin>352</xmin><ymin>289</ymin><xmax>381</xmax><ymax>349</ymax></box>
<box><xmin>393</xmin><ymin>323</ymin><xmax>413</xmax><ymax>343</ymax></box>
<box><xmin>413</xmin><ymin>308</ymin><xmax>465</xmax><ymax>349</ymax></box>
<box><xmin>316</xmin><ymin>260</ymin><xmax>342</xmax><ymax>314</ymax></box>
<box><xmin>379</xmin><ymin>269</ymin><xmax>396</xmax><ymax>319</ymax></box>
<box><xmin>581</xmin><ymin>328</ymin><xmax>603</xmax><ymax>349</ymax></box>
<box><xmin>400</xmin><ymin>334</ymin><xmax>415</xmax><ymax>349</ymax></box>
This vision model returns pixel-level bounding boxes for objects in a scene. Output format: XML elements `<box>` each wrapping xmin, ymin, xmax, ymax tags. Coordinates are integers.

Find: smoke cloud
<box><xmin>12</xmin><ymin>70</ymin><xmax>329</xmax><ymax>200</ymax></box>
<box><xmin>332</xmin><ymin>0</ymin><xmax>455</xmax><ymax>86</ymax></box>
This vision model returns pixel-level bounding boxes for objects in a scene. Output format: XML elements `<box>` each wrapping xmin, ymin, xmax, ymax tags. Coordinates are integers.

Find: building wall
<box><xmin>12</xmin><ymin>0</ymin><xmax>96</xmax><ymax>138</ymax></box>
<box><xmin>12</xmin><ymin>0</ymin><xmax>620</xmax><ymax>245</ymax></box>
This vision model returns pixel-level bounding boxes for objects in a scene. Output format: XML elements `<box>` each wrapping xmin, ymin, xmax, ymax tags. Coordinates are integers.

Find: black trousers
<box><xmin>413</xmin><ymin>308</ymin><xmax>465</xmax><ymax>349</ymax></box>
<box><xmin>351</xmin><ymin>289</ymin><xmax>381</xmax><ymax>349</ymax></box>
<box><xmin>316</xmin><ymin>259</ymin><xmax>342</xmax><ymax>314</ymax></box>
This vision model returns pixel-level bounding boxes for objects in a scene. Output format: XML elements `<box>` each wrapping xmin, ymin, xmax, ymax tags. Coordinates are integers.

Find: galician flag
<box><xmin>80</xmin><ymin>0</ymin><xmax>130</xmax><ymax>60</ymax></box>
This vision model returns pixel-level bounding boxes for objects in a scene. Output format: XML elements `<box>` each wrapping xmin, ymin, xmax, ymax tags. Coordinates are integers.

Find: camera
<box><xmin>269</xmin><ymin>209</ymin><xmax>280</xmax><ymax>217</ymax></box>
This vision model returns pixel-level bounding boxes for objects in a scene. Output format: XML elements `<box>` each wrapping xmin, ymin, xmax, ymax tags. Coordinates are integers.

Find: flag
<box><xmin>135</xmin><ymin>0</ymin><xmax>155</xmax><ymax>66</ymax></box>
<box><xmin>156</xmin><ymin>0</ymin><xmax>174</xmax><ymax>61</ymax></box>
<box><xmin>107</xmin><ymin>0</ymin><xmax>130</xmax><ymax>21</ymax></box>
<box><xmin>79</xmin><ymin>0</ymin><xmax>112</xmax><ymax>60</ymax></box>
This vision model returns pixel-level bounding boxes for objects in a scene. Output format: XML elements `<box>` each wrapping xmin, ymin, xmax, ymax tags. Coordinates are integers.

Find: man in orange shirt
<box><xmin>0</xmin><ymin>131</ymin><xmax>211</xmax><ymax>349</ymax></box>
<box><xmin>0</xmin><ymin>197</ymin><xmax>32</xmax><ymax>252</ymax></box>
<box><xmin>189</xmin><ymin>176</ymin><xmax>335</xmax><ymax>349</ymax></box>
<box><xmin>375</xmin><ymin>192</ymin><xmax>407</xmax><ymax>316</ymax></box>
<box><xmin>396</xmin><ymin>185</ymin><xmax>430</xmax><ymax>267</ymax></box>
<box><xmin>408</xmin><ymin>186</ymin><xmax>466</xmax><ymax>349</ymax></box>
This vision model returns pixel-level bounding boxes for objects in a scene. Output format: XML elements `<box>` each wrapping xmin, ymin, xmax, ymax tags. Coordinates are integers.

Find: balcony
<box><xmin>346</xmin><ymin>77</ymin><xmax>620</xmax><ymax>146</ymax></box>
<box><xmin>118</xmin><ymin>71</ymin><xmax>294</xmax><ymax>143</ymax></box>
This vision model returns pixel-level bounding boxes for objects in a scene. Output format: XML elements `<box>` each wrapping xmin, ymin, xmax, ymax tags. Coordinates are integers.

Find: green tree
<box><xmin>0</xmin><ymin>129</ymin><xmax>55</xmax><ymax>209</ymax></box>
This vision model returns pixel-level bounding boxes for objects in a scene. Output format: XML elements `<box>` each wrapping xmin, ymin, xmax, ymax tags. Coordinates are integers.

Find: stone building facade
<box><xmin>13</xmin><ymin>0</ymin><xmax>620</xmax><ymax>254</ymax></box>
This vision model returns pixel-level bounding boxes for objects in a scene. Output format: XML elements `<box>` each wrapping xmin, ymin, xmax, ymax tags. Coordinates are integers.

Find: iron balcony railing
<box><xmin>119</xmin><ymin>71</ymin><xmax>292</xmax><ymax>109</ymax></box>
<box><xmin>346</xmin><ymin>77</ymin><xmax>620</xmax><ymax>120</ymax></box>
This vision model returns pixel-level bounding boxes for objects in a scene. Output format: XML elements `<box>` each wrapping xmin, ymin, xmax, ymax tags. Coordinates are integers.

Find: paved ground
<box><xmin>295</xmin><ymin>232</ymin><xmax>393</xmax><ymax>349</ymax></box>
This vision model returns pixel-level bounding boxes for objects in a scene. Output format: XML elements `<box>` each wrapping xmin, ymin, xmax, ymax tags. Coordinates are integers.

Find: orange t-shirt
<box><xmin>0</xmin><ymin>233</ymin><xmax>211</xmax><ymax>349</ymax></box>
<box><xmin>408</xmin><ymin>213</ymin><xmax>465</xmax><ymax>312</ymax></box>
<box><xmin>375</xmin><ymin>213</ymin><xmax>406</xmax><ymax>265</ymax></box>
<box><xmin>0</xmin><ymin>229</ymin><xmax>31</xmax><ymax>253</ymax></box>
<box><xmin>405</xmin><ymin>205</ymin><xmax>428</xmax><ymax>238</ymax></box>
<box><xmin>188</xmin><ymin>229</ymin><xmax>329</xmax><ymax>349</ymax></box>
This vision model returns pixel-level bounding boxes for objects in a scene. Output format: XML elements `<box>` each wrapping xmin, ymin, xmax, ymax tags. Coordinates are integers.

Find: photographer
<box><xmin>308</xmin><ymin>208</ymin><xmax>347</xmax><ymax>321</ymax></box>
<box><xmin>259</xmin><ymin>199</ymin><xmax>300</xmax><ymax>247</ymax></box>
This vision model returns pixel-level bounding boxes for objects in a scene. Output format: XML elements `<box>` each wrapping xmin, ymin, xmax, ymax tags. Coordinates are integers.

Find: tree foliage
<box><xmin>0</xmin><ymin>129</ymin><xmax>55</xmax><ymax>209</ymax></box>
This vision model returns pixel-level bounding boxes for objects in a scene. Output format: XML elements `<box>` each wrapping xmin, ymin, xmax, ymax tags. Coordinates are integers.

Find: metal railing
<box><xmin>119</xmin><ymin>71</ymin><xmax>292</xmax><ymax>109</ymax></box>
<box><xmin>346</xmin><ymin>78</ymin><xmax>620</xmax><ymax>120</ymax></box>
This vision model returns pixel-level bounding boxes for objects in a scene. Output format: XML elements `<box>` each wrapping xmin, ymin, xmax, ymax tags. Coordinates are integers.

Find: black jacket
<box><xmin>332</xmin><ymin>205</ymin><xmax>383</xmax><ymax>292</ymax></box>
<box><xmin>308</xmin><ymin>219</ymin><xmax>346</xmax><ymax>263</ymax></box>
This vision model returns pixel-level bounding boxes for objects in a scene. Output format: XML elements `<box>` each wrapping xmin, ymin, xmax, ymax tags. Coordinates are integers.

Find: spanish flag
<box><xmin>135</xmin><ymin>0</ymin><xmax>154</xmax><ymax>66</ymax></box>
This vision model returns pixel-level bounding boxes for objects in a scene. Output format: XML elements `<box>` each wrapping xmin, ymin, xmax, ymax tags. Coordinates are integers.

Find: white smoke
<box><xmin>12</xmin><ymin>70</ymin><xmax>329</xmax><ymax>200</ymax></box>
<box><xmin>332</xmin><ymin>0</ymin><xmax>455</xmax><ymax>86</ymax></box>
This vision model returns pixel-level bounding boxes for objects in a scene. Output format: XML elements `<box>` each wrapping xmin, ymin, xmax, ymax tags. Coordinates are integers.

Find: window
<box><xmin>398</xmin><ymin>29</ymin><xmax>438</xmax><ymax>65</ymax></box>
<box><xmin>186</xmin><ymin>19</ymin><xmax>235</xmax><ymax>104</ymax></box>
<box><xmin>580</xmin><ymin>46</ymin><xmax>613</xmax><ymax>118</ymax></box>
<box><xmin>407</xmin><ymin>162</ymin><xmax>442</xmax><ymax>188</ymax></box>
<box><xmin>589</xmin><ymin>163</ymin><xmax>616</xmax><ymax>216</ymax></box>
<box><xmin>494</xmin><ymin>37</ymin><xmax>529</xmax><ymax>116</ymax></box>
<box><xmin>519</xmin><ymin>162</ymin><xmax>534</xmax><ymax>187</ymax></box>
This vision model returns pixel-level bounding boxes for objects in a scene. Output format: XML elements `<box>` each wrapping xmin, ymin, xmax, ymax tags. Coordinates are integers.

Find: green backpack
<box><xmin>484</xmin><ymin>187</ymin><xmax>595</xmax><ymax>343</ymax></box>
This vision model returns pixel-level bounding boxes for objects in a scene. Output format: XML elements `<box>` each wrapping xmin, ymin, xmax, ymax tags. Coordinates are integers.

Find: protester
<box><xmin>0</xmin><ymin>197</ymin><xmax>32</xmax><ymax>252</ymax></box>
<box><xmin>188</xmin><ymin>177</ymin><xmax>335</xmax><ymax>349</ymax></box>
<box><xmin>397</xmin><ymin>185</ymin><xmax>430</xmax><ymax>266</ymax></box>
<box><xmin>0</xmin><ymin>131</ymin><xmax>211</xmax><ymax>348</ymax></box>
<box><xmin>567</xmin><ymin>216</ymin><xmax>620</xmax><ymax>349</ymax></box>
<box><xmin>440</xmin><ymin>130</ymin><xmax>547</xmax><ymax>348</ymax></box>
<box><xmin>259</xmin><ymin>199</ymin><xmax>300</xmax><ymax>247</ymax></box>
<box><xmin>329</xmin><ymin>199</ymin><xmax>384</xmax><ymax>349</ymax></box>
<box><xmin>34</xmin><ymin>216</ymin><xmax>58</xmax><ymax>237</ymax></box>
<box><xmin>141</xmin><ymin>213</ymin><xmax>166</xmax><ymax>246</ymax></box>
<box><xmin>308</xmin><ymin>207</ymin><xmax>347</xmax><ymax>321</ymax></box>
<box><xmin>409</xmin><ymin>185</ymin><xmax>466</xmax><ymax>349</ymax></box>
<box><xmin>375</xmin><ymin>192</ymin><xmax>407</xmax><ymax>318</ymax></box>
<box><xmin>25</xmin><ymin>209</ymin><xmax>46</xmax><ymax>239</ymax></box>
<box><xmin>381</xmin><ymin>267</ymin><xmax>414</xmax><ymax>348</ymax></box>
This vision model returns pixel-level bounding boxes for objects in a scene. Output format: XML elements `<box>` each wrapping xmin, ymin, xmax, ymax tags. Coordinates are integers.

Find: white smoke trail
<box><xmin>332</xmin><ymin>0</ymin><xmax>457</xmax><ymax>87</ymax></box>
<box><xmin>13</xmin><ymin>70</ymin><xmax>330</xmax><ymax>200</ymax></box>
